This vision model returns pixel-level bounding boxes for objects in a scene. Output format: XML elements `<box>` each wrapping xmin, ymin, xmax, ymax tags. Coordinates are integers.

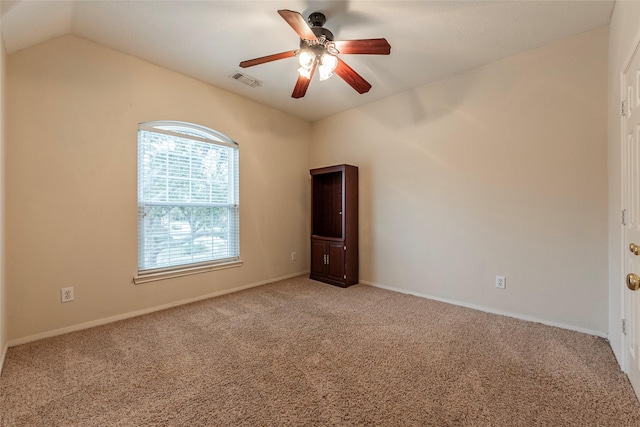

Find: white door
<box><xmin>623</xmin><ymin>41</ymin><xmax>640</xmax><ymax>398</ymax></box>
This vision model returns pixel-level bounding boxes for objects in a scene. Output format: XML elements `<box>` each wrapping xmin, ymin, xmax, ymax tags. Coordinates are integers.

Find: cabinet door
<box><xmin>311</xmin><ymin>239</ymin><xmax>327</xmax><ymax>277</ymax></box>
<box><xmin>327</xmin><ymin>241</ymin><xmax>345</xmax><ymax>282</ymax></box>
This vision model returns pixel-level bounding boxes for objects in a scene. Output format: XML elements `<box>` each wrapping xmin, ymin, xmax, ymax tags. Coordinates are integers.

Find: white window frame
<box><xmin>134</xmin><ymin>121</ymin><xmax>241</xmax><ymax>284</ymax></box>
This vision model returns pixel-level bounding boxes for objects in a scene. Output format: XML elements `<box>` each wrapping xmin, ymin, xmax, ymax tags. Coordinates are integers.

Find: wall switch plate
<box><xmin>495</xmin><ymin>276</ymin><xmax>506</xmax><ymax>289</ymax></box>
<box><xmin>291</xmin><ymin>251</ymin><xmax>297</xmax><ymax>261</ymax></box>
<box><xmin>61</xmin><ymin>287</ymin><xmax>74</xmax><ymax>303</ymax></box>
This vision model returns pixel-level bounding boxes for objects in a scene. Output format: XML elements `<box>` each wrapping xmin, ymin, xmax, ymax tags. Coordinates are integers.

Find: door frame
<box><xmin>620</xmin><ymin>68</ymin><xmax>628</xmax><ymax>373</ymax></box>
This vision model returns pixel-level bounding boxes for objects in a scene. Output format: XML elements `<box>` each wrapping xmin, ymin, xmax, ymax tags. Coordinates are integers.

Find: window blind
<box><xmin>137</xmin><ymin>122</ymin><xmax>239</xmax><ymax>274</ymax></box>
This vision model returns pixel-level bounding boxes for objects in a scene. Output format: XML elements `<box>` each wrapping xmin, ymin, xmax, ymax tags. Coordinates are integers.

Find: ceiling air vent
<box><xmin>230</xmin><ymin>71</ymin><xmax>262</xmax><ymax>88</ymax></box>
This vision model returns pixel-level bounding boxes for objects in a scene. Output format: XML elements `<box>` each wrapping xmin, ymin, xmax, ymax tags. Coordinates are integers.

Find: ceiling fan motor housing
<box><xmin>311</xmin><ymin>27</ymin><xmax>334</xmax><ymax>41</ymax></box>
<box><xmin>308</xmin><ymin>12</ymin><xmax>326</xmax><ymax>27</ymax></box>
<box><xmin>308</xmin><ymin>12</ymin><xmax>334</xmax><ymax>41</ymax></box>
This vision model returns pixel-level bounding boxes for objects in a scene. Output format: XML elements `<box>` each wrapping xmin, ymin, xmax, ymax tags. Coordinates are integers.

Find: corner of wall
<box><xmin>0</xmin><ymin>19</ymin><xmax>7</xmax><ymax>375</ymax></box>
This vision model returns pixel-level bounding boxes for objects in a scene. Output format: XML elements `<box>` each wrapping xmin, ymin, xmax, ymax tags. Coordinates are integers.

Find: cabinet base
<box><xmin>309</xmin><ymin>274</ymin><xmax>357</xmax><ymax>288</ymax></box>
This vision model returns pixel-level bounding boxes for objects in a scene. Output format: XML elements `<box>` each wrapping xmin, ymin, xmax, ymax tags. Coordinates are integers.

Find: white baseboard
<box><xmin>0</xmin><ymin>343</ymin><xmax>7</xmax><ymax>375</ymax></box>
<box><xmin>360</xmin><ymin>280</ymin><xmax>608</xmax><ymax>339</ymax></box>
<box><xmin>8</xmin><ymin>271</ymin><xmax>310</xmax><ymax>348</ymax></box>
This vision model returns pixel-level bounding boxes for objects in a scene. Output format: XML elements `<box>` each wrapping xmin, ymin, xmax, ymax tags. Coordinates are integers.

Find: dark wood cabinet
<box><xmin>310</xmin><ymin>164</ymin><xmax>358</xmax><ymax>287</ymax></box>
<box><xmin>311</xmin><ymin>238</ymin><xmax>345</xmax><ymax>283</ymax></box>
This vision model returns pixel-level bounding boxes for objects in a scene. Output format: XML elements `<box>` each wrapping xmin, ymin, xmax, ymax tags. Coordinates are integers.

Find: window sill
<box><xmin>134</xmin><ymin>260</ymin><xmax>243</xmax><ymax>285</ymax></box>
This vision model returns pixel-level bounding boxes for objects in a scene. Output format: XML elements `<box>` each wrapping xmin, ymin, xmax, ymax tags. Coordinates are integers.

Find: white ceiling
<box><xmin>1</xmin><ymin>0</ymin><xmax>614</xmax><ymax>122</ymax></box>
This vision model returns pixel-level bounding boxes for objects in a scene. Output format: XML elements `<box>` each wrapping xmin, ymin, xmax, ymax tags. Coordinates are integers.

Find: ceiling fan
<box><xmin>239</xmin><ymin>9</ymin><xmax>391</xmax><ymax>99</ymax></box>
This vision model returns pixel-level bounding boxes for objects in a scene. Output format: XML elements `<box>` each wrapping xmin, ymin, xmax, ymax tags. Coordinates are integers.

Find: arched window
<box><xmin>137</xmin><ymin>121</ymin><xmax>239</xmax><ymax>278</ymax></box>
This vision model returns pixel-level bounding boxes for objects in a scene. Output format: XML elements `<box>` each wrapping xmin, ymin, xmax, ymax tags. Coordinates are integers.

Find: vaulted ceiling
<box><xmin>1</xmin><ymin>1</ymin><xmax>614</xmax><ymax>121</ymax></box>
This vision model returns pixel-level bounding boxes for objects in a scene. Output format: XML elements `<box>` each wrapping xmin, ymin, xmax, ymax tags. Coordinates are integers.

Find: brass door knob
<box><xmin>631</xmin><ymin>243</ymin><xmax>640</xmax><ymax>256</ymax></box>
<box><xmin>627</xmin><ymin>273</ymin><xmax>640</xmax><ymax>291</ymax></box>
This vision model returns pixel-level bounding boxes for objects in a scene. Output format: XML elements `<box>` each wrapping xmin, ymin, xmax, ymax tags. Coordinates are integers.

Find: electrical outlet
<box><xmin>291</xmin><ymin>251</ymin><xmax>297</xmax><ymax>261</ymax></box>
<box><xmin>61</xmin><ymin>287</ymin><xmax>74</xmax><ymax>303</ymax></box>
<box><xmin>495</xmin><ymin>276</ymin><xmax>506</xmax><ymax>289</ymax></box>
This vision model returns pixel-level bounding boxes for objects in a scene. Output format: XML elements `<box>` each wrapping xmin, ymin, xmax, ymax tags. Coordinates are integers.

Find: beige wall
<box><xmin>6</xmin><ymin>35</ymin><xmax>311</xmax><ymax>342</ymax></box>
<box><xmin>312</xmin><ymin>27</ymin><xmax>608</xmax><ymax>334</ymax></box>
<box><xmin>608</xmin><ymin>1</ymin><xmax>640</xmax><ymax>365</ymax></box>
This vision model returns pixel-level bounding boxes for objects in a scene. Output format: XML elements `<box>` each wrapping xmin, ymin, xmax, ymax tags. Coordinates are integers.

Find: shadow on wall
<box><xmin>361</xmin><ymin>67</ymin><xmax>486</xmax><ymax>131</ymax></box>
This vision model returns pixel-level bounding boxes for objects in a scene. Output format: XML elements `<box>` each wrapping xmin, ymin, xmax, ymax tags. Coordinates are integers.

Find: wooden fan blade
<box><xmin>333</xmin><ymin>38</ymin><xmax>391</xmax><ymax>55</ymax></box>
<box><xmin>278</xmin><ymin>9</ymin><xmax>317</xmax><ymax>41</ymax></box>
<box><xmin>239</xmin><ymin>50</ymin><xmax>297</xmax><ymax>68</ymax></box>
<box><xmin>292</xmin><ymin>64</ymin><xmax>317</xmax><ymax>98</ymax></box>
<box><xmin>334</xmin><ymin>58</ymin><xmax>372</xmax><ymax>94</ymax></box>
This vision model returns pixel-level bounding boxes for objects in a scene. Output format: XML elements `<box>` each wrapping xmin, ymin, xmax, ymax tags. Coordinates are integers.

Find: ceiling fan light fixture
<box><xmin>298</xmin><ymin>50</ymin><xmax>316</xmax><ymax>69</ymax></box>
<box><xmin>297</xmin><ymin>66</ymin><xmax>313</xmax><ymax>79</ymax></box>
<box><xmin>297</xmin><ymin>49</ymin><xmax>316</xmax><ymax>79</ymax></box>
<box><xmin>318</xmin><ymin>53</ymin><xmax>338</xmax><ymax>81</ymax></box>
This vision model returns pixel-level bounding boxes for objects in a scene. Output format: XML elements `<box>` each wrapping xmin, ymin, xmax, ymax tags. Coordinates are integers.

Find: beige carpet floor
<box><xmin>1</xmin><ymin>276</ymin><xmax>639</xmax><ymax>426</ymax></box>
